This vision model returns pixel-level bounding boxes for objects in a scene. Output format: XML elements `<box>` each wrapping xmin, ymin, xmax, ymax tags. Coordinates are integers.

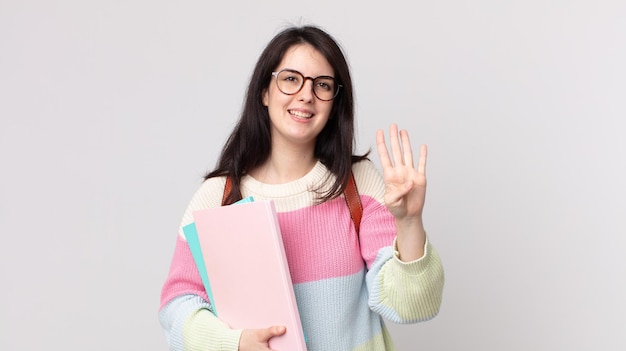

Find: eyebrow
<box><xmin>280</xmin><ymin>68</ymin><xmax>336</xmax><ymax>78</ymax></box>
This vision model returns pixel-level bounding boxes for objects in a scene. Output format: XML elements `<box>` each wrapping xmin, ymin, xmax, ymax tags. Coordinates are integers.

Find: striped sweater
<box><xmin>159</xmin><ymin>159</ymin><xmax>444</xmax><ymax>350</ymax></box>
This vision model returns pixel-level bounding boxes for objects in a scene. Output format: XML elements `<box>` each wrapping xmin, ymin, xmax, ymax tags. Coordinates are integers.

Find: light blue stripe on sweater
<box><xmin>293</xmin><ymin>268</ymin><xmax>387</xmax><ymax>350</ymax></box>
<box><xmin>159</xmin><ymin>294</ymin><xmax>213</xmax><ymax>351</ymax></box>
<box><xmin>365</xmin><ymin>246</ymin><xmax>406</xmax><ymax>323</ymax></box>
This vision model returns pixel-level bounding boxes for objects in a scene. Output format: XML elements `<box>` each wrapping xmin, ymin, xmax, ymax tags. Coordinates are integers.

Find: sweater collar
<box><xmin>241</xmin><ymin>160</ymin><xmax>329</xmax><ymax>199</ymax></box>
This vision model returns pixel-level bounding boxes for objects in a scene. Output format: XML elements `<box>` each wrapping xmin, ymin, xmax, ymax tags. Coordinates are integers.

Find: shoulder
<box><xmin>351</xmin><ymin>159</ymin><xmax>385</xmax><ymax>202</ymax></box>
<box><xmin>352</xmin><ymin>158</ymin><xmax>380</xmax><ymax>178</ymax></box>
<box><xmin>191</xmin><ymin>176</ymin><xmax>228</xmax><ymax>209</ymax></box>
<box><xmin>177</xmin><ymin>176</ymin><xmax>228</xmax><ymax>237</ymax></box>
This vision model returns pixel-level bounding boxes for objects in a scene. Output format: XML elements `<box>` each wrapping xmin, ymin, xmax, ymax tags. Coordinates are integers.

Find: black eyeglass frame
<box><xmin>271</xmin><ymin>69</ymin><xmax>342</xmax><ymax>101</ymax></box>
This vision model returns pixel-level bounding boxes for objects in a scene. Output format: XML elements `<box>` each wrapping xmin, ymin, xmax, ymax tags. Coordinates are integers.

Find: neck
<box><xmin>251</xmin><ymin>146</ymin><xmax>318</xmax><ymax>184</ymax></box>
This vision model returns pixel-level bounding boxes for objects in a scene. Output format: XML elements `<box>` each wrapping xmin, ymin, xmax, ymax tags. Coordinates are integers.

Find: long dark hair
<box><xmin>206</xmin><ymin>25</ymin><xmax>368</xmax><ymax>204</ymax></box>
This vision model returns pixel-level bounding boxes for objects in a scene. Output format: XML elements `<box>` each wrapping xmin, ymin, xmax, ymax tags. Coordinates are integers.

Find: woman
<box><xmin>160</xmin><ymin>24</ymin><xmax>444</xmax><ymax>351</ymax></box>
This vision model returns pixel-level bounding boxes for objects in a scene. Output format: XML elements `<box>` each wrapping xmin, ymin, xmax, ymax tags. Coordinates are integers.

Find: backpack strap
<box><xmin>222</xmin><ymin>176</ymin><xmax>234</xmax><ymax>206</ymax></box>
<box><xmin>222</xmin><ymin>171</ymin><xmax>362</xmax><ymax>234</ymax></box>
<box><xmin>343</xmin><ymin>171</ymin><xmax>362</xmax><ymax>235</ymax></box>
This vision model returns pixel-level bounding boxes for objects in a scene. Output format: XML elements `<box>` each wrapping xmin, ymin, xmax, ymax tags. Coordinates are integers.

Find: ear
<box><xmin>262</xmin><ymin>88</ymin><xmax>268</xmax><ymax>106</ymax></box>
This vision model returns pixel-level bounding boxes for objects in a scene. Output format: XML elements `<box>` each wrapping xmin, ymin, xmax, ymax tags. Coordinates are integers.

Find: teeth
<box><xmin>290</xmin><ymin>110</ymin><xmax>312</xmax><ymax>119</ymax></box>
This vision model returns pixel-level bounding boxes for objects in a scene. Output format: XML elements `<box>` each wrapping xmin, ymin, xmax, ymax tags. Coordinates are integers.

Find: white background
<box><xmin>1</xmin><ymin>1</ymin><xmax>625</xmax><ymax>350</ymax></box>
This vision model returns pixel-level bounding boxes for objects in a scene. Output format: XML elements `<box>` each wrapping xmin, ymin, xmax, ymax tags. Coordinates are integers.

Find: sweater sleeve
<box><xmin>366</xmin><ymin>237</ymin><xmax>444</xmax><ymax>323</ymax></box>
<box><xmin>160</xmin><ymin>294</ymin><xmax>242</xmax><ymax>351</ymax></box>
<box><xmin>353</xmin><ymin>160</ymin><xmax>445</xmax><ymax>323</ymax></box>
<box><xmin>159</xmin><ymin>235</ymin><xmax>242</xmax><ymax>351</ymax></box>
<box><xmin>159</xmin><ymin>177</ymin><xmax>243</xmax><ymax>350</ymax></box>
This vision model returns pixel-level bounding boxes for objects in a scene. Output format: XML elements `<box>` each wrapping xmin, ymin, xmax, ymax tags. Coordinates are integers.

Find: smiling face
<box><xmin>262</xmin><ymin>44</ymin><xmax>335</xmax><ymax>151</ymax></box>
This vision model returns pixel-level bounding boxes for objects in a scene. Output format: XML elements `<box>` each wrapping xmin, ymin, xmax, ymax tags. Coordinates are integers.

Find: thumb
<box><xmin>263</xmin><ymin>325</ymin><xmax>286</xmax><ymax>339</ymax></box>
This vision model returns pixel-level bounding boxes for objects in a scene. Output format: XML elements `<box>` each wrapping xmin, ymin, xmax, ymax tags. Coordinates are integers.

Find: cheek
<box><xmin>322</xmin><ymin>102</ymin><xmax>334</xmax><ymax>119</ymax></box>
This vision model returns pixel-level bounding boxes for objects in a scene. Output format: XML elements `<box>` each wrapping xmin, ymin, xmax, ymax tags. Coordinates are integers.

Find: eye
<box><xmin>315</xmin><ymin>78</ymin><xmax>334</xmax><ymax>92</ymax></box>
<box><xmin>281</xmin><ymin>72</ymin><xmax>301</xmax><ymax>85</ymax></box>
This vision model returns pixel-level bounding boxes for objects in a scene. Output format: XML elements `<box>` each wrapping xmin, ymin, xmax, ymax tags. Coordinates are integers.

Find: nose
<box><xmin>297</xmin><ymin>77</ymin><xmax>315</xmax><ymax>102</ymax></box>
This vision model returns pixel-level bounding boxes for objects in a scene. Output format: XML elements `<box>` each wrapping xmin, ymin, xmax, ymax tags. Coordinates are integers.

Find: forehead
<box><xmin>276</xmin><ymin>44</ymin><xmax>334</xmax><ymax>77</ymax></box>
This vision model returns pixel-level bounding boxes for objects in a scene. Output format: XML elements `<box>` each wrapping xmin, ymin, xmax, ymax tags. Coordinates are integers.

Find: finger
<box><xmin>389</xmin><ymin>124</ymin><xmax>403</xmax><ymax>166</ymax></box>
<box><xmin>265</xmin><ymin>326</ymin><xmax>287</xmax><ymax>351</ymax></box>
<box><xmin>258</xmin><ymin>325</ymin><xmax>286</xmax><ymax>342</ymax></box>
<box><xmin>417</xmin><ymin>144</ymin><xmax>427</xmax><ymax>175</ymax></box>
<box><xmin>399</xmin><ymin>129</ymin><xmax>414</xmax><ymax>168</ymax></box>
<box><xmin>272</xmin><ymin>325</ymin><xmax>286</xmax><ymax>336</ymax></box>
<box><xmin>376</xmin><ymin>129</ymin><xmax>393</xmax><ymax>169</ymax></box>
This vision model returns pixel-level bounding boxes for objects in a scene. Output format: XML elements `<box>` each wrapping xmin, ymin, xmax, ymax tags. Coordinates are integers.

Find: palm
<box><xmin>376</xmin><ymin>124</ymin><xmax>427</xmax><ymax>220</ymax></box>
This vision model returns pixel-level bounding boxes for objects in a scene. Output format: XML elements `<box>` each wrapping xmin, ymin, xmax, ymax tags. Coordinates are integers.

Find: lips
<box><xmin>289</xmin><ymin>109</ymin><xmax>313</xmax><ymax>119</ymax></box>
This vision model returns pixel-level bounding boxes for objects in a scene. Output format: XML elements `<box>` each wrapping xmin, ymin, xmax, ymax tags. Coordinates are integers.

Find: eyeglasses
<box><xmin>271</xmin><ymin>69</ymin><xmax>342</xmax><ymax>101</ymax></box>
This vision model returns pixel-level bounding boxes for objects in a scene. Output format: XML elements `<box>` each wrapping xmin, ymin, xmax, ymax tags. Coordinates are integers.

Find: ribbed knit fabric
<box><xmin>159</xmin><ymin>160</ymin><xmax>444</xmax><ymax>351</ymax></box>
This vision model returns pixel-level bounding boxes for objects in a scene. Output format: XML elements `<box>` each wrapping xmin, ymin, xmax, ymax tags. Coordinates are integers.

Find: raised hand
<box><xmin>376</xmin><ymin>124</ymin><xmax>428</xmax><ymax>261</ymax></box>
<box><xmin>376</xmin><ymin>124</ymin><xmax>427</xmax><ymax>221</ymax></box>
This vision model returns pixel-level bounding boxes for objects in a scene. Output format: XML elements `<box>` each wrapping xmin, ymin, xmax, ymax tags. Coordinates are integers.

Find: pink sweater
<box><xmin>159</xmin><ymin>160</ymin><xmax>444</xmax><ymax>350</ymax></box>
